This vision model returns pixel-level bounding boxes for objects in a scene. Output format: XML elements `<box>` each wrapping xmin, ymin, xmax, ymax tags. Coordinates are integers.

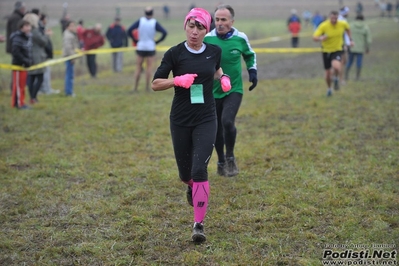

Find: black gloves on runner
<box><xmin>248</xmin><ymin>69</ymin><xmax>258</xmax><ymax>91</ymax></box>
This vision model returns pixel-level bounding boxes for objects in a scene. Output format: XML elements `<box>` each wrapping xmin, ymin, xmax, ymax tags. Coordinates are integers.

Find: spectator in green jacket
<box><xmin>345</xmin><ymin>14</ymin><xmax>372</xmax><ymax>81</ymax></box>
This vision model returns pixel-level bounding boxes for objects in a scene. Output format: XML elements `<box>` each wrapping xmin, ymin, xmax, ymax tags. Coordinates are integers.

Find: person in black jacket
<box><xmin>152</xmin><ymin>7</ymin><xmax>231</xmax><ymax>244</ymax></box>
<box><xmin>6</xmin><ymin>1</ymin><xmax>27</xmax><ymax>54</ymax></box>
<box><xmin>106</xmin><ymin>17</ymin><xmax>128</xmax><ymax>72</ymax></box>
<box><xmin>10</xmin><ymin>20</ymin><xmax>32</xmax><ymax>109</ymax></box>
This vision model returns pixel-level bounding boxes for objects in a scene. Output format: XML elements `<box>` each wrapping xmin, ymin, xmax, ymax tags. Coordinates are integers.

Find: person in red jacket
<box><xmin>287</xmin><ymin>9</ymin><xmax>301</xmax><ymax>48</ymax></box>
<box><xmin>82</xmin><ymin>23</ymin><xmax>105</xmax><ymax>78</ymax></box>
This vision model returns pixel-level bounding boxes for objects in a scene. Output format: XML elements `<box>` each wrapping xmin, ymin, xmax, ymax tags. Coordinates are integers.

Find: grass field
<box><xmin>1</xmin><ymin>8</ymin><xmax>399</xmax><ymax>266</ymax></box>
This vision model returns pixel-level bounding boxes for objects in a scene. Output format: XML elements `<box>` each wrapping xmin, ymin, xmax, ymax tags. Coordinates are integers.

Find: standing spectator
<box><xmin>288</xmin><ymin>9</ymin><xmax>302</xmax><ymax>48</ymax></box>
<box><xmin>356</xmin><ymin>2</ymin><xmax>364</xmax><ymax>15</ymax></box>
<box><xmin>312</xmin><ymin>11</ymin><xmax>325</xmax><ymax>30</ymax></box>
<box><xmin>24</xmin><ymin>11</ymin><xmax>50</xmax><ymax>104</ymax></box>
<box><xmin>204</xmin><ymin>4</ymin><xmax>257</xmax><ymax>177</ymax></box>
<box><xmin>63</xmin><ymin>21</ymin><xmax>79</xmax><ymax>96</ymax></box>
<box><xmin>128</xmin><ymin>7</ymin><xmax>167</xmax><ymax>92</ymax></box>
<box><xmin>0</xmin><ymin>35</ymin><xmax>5</xmax><ymax>42</ymax></box>
<box><xmin>106</xmin><ymin>17</ymin><xmax>128</xmax><ymax>73</ymax></box>
<box><xmin>76</xmin><ymin>20</ymin><xmax>85</xmax><ymax>48</ymax></box>
<box><xmin>10</xmin><ymin>20</ymin><xmax>32</xmax><ymax>109</ymax></box>
<box><xmin>380</xmin><ymin>1</ymin><xmax>387</xmax><ymax>16</ymax></box>
<box><xmin>82</xmin><ymin>23</ymin><xmax>105</xmax><ymax>78</ymax></box>
<box><xmin>313</xmin><ymin>11</ymin><xmax>353</xmax><ymax>96</ymax></box>
<box><xmin>396</xmin><ymin>0</ymin><xmax>399</xmax><ymax>18</ymax></box>
<box><xmin>39</xmin><ymin>14</ymin><xmax>59</xmax><ymax>95</ymax></box>
<box><xmin>387</xmin><ymin>2</ymin><xmax>393</xmax><ymax>16</ymax></box>
<box><xmin>345</xmin><ymin>14</ymin><xmax>372</xmax><ymax>81</ymax></box>
<box><xmin>288</xmin><ymin>17</ymin><xmax>301</xmax><ymax>47</ymax></box>
<box><xmin>163</xmin><ymin>5</ymin><xmax>170</xmax><ymax>19</ymax></box>
<box><xmin>76</xmin><ymin>20</ymin><xmax>85</xmax><ymax>66</ymax></box>
<box><xmin>60</xmin><ymin>14</ymin><xmax>70</xmax><ymax>34</ymax></box>
<box><xmin>6</xmin><ymin>1</ymin><xmax>26</xmax><ymax>54</ymax></box>
<box><xmin>288</xmin><ymin>9</ymin><xmax>301</xmax><ymax>25</ymax></box>
<box><xmin>338</xmin><ymin>6</ymin><xmax>351</xmax><ymax>85</ymax></box>
<box><xmin>152</xmin><ymin>7</ymin><xmax>230</xmax><ymax>243</ymax></box>
<box><xmin>302</xmin><ymin>10</ymin><xmax>312</xmax><ymax>27</ymax></box>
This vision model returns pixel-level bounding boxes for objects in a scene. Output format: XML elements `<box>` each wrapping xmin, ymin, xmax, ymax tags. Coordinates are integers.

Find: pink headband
<box><xmin>184</xmin><ymin>8</ymin><xmax>212</xmax><ymax>33</ymax></box>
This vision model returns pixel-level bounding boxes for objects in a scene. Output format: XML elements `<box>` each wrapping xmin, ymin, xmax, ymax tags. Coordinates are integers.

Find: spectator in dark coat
<box><xmin>6</xmin><ymin>1</ymin><xmax>27</xmax><ymax>54</ymax></box>
<box><xmin>23</xmin><ymin>12</ymin><xmax>50</xmax><ymax>104</ymax></box>
<box><xmin>10</xmin><ymin>20</ymin><xmax>32</xmax><ymax>109</ymax></box>
<box><xmin>106</xmin><ymin>17</ymin><xmax>128</xmax><ymax>72</ymax></box>
<box><xmin>60</xmin><ymin>14</ymin><xmax>70</xmax><ymax>34</ymax></box>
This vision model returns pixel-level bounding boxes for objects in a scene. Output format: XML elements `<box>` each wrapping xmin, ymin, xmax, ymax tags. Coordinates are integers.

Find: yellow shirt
<box><xmin>314</xmin><ymin>20</ymin><xmax>350</xmax><ymax>53</ymax></box>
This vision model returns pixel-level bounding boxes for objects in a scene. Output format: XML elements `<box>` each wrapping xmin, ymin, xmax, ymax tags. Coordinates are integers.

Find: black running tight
<box><xmin>170</xmin><ymin>119</ymin><xmax>217</xmax><ymax>183</ymax></box>
<box><xmin>215</xmin><ymin>92</ymin><xmax>243</xmax><ymax>162</ymax></box>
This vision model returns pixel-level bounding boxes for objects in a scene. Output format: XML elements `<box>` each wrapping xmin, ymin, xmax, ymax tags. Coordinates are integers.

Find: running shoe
<box><xmin>192</xmin><ymin>222</ymin><xmax>206</xmax><ymax>243</ymax></box>
<box><xmin>186</xmin><ymin>186</ymin><xmax>193</xmax><ymax>207</ymax></box>
<box><xmin>327</xmin><ymin>89</ymin><xmax>332</xmax><ymax>97</ymax></box>
<box><xmin>217</xmin><ymin>162</ymin><xmax>226</xmax><ymax>176</ymax></box>
<box><xmin>226</xmin><ymin>157</ymin><xmax>239</xmax><ymax>177</ymax></box>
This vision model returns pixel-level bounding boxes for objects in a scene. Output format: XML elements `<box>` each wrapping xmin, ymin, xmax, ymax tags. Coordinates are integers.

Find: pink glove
<box><xmin>220</xmin><ymin>74</ymin><xmax>231</xmax><ymax>92</ymax></box>
<box><xmin>174</xmin><ymin>74</ymin><xmax>198</xmax><ymax>89</ymax></box>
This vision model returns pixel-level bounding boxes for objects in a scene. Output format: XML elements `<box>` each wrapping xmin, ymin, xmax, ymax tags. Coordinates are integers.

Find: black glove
<box><xmin>248</xmin><ymin>69</ymin><xmax>258</xmax><ymax>91</ymax></box>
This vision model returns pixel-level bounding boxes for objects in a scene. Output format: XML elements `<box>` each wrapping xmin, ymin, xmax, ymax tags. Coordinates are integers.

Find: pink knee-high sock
<box><xmin>192</xmin><ymin>181</ymin><xmax>210</xmax><ymax>223</ymax></box>
<box><xmin>183</xmin><ymin>179</ymin><xmax>193</xmax><ymax>187</ymax></box>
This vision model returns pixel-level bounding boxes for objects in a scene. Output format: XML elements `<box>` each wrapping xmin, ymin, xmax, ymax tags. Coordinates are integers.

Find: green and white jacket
<box><xmin>204</xmin><ymin>27</ymin><xmax>257</xmax><ymax>99</ymax></box>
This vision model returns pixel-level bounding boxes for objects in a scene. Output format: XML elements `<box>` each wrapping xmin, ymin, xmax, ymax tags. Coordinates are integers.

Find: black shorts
<box><xmin>136</xmin><ymin>50</ymin><xmax>156</xmax><ymax>57</ymax></box>
<box><xmin>322</xmin><ymin>51</ymin><xmax>343</xmax><ymax>70</ymax></box>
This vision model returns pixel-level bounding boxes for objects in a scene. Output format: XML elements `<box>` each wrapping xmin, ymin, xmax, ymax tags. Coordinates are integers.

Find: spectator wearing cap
<box><xmin>6</xmin><ymin>1</ymin><xmax>27</xmax><ymax>54</ymax></box>
<box><xmin>106</xmin><ymin>17</ymin><xmax>128</xmax><ymax>73</ymax></box>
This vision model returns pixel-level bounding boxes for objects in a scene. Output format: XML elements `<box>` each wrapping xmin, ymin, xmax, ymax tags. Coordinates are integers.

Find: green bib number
<box><xmin>190</xmin><ymin>84</ymin><xmax>204</xmax><ymax>104</ymax></box>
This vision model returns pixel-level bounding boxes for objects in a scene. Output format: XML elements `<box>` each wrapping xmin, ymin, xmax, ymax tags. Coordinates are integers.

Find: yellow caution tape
<box><xmin>0</xmin><ymin>45</ymin><xmax>320</xmax><ymax>70</ymax></box>
<box><xmin>0</xmin><ymin>53</ymin><xmax>83</xmax><ymax>71</ymax></box>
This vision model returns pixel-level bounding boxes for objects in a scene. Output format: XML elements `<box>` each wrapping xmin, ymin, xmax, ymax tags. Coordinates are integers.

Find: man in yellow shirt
<box><xmin>313</xmin><ymin>11</ymin><xmax>353</xmax><ymax>96</ymax></box>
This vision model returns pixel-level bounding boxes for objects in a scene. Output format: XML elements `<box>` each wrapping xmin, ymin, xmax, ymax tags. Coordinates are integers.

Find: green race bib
<box><xmin>190</xmin><ymin>84</ymin><xmax>204</xmax><ymax>104</ymax></box>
